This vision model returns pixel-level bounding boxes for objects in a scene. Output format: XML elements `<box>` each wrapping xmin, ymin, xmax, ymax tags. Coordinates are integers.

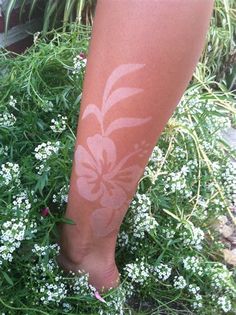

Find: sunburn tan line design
<box><xmin>74</xmin><ymin>63</ymin><xmax>152</xmax><ymax>237</ymax></box>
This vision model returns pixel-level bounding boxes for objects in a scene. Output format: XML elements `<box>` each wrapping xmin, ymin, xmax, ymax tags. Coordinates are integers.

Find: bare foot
<box><xmin>56</xmin><ymin>252</ymin><xmax>120</xmax><ymax>293</ymax></box>
<box><xmin>55</xmin><ymin>222</ymin><xmax>120</xmax><ymax>293</ymax></box>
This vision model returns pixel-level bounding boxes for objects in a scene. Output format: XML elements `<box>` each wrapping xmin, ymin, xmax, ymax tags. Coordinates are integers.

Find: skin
<box><xmin>56</xmin><ymin>0</ymin><xmax>215</xmax><ymax>293</ymax></box>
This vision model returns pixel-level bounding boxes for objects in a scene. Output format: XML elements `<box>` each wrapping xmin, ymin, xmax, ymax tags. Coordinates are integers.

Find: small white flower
<box><xmin>152</xmin><ymin>263</ymin><xmax>172</xmax><ymax>281</ymax></box>
<box><xmin>124</xmin><ymin>258</ymin><xmax>151</xmax><ymax>285</ymax></box>
<box><xmin>173</xmin><ymin>275</ymin><xmax>187</xmax><ymax>289</ymax></box>
<box><xmin>40</xmin><ymin>100</ymin><xmax>54</xmax><ymax>112</ymax></box>
<box><xmin>0</xmin><ymin>112</ymin><xmax>16</xmax><ymax>127</ymax></box>
<box><xmin>0</xmin><ymin>162</ymin><xmax>20</xmax><ymax>187</ymax></box>
<box><xmin>72</xmin><ymin>54</ymin><xmax>87</xmax><ymax>76</ymax></box>
<box><xmin>9</xmin><ymin>95</ymin><xmax>17</xmax><ymax>108</ymax></box>
<box><xmin>50</xmin><ymin>114</ymin><xmax>67</xmax><ymax>133</ymax></box>
<box><xmin>217</xmin><ymin>296</ymin><xmax>232</xmax><ymax>313</ymax></box>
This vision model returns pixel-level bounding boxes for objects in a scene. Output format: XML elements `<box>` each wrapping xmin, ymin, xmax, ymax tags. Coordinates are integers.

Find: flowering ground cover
<box><xmin>0</xmin><ymin>13</ymin><xmax>236</xmax><ymax>315</ymax></box>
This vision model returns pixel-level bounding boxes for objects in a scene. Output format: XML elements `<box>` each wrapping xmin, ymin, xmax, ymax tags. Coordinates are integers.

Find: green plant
<box><xmin>197</xmin><ymin>0</ymin><xmax>236</xmax><ymax>89</ymax></box>
<box><xmin>0</xmin><ymin>0</ymin><xmax>236</xmax><ymax>314</ymax></box>
<box><xmin>0</xmin><ymin>21</ymin><xmax>236</xmax><ymax>314</ymax></box>
<box><xmin>5</xmin><ymin>0</ymin><xmax>96</xmax><ymax>35</ymax></box>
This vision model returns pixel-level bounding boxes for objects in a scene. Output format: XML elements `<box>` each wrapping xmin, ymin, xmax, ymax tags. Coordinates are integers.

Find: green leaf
<box><xmin>2</xmin><ymin>271</ymin><xmax>14</xmax><ymax>286</ymax></box>
<box><xmin>29</xmin><ymin>0</ymin><xmax>39</xmax><ymax>20</ymax></box>
<box><xmin>42</xmin><ymin>0</ymin><xmax>59</xmax><ymax>35</ymax></box>
<box><xmin>35</xmin><ymin>173</ymin><xmax>48</xmax><ymax>194</ymax></box>
<box><xmin>4</xmin><ymin>0</ymin><xmax>17</xmax><ymax>39</ymax></box>
<box><xmin>57</xmin><ymin>217</ymin><xmax>76</xmax><ymax>225</ymax></box>
<box><xmin>162</xmin><ymin>208</ymin><xmax>181</xmax><ymax>222</ymax></box>
<box><xmin>63</xmin><ymin>0</ymin><xmax>76</xmax><ymax>29</ymax></box>
<box><xmin>76</xmin><ymin>0</ymin><xmax>86</xmax><ymax>24</ymax></box>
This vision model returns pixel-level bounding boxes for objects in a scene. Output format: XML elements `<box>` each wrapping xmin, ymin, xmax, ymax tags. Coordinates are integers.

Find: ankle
<box><xmin>57</xmin><ymin>222</ymin><xmax>117</xmax><ymax>265</ymax></box>
<box><xmin>56</xmin><ymin>249</ymin><xmax>120</xmax><ymax>292</ymax></box>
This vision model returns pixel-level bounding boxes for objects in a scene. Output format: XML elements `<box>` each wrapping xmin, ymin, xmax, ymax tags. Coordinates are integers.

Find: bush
<box><xmin>0</xmin><ymin>11</ymin><xmax>235</xmax><ymax>315</ymax></box>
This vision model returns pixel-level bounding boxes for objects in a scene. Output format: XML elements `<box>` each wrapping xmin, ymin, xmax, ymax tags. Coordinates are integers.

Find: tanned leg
<box><xmin>56</xmin><ymin>0</ymin><xmax>214</xmax><ymax>292</ymax></box>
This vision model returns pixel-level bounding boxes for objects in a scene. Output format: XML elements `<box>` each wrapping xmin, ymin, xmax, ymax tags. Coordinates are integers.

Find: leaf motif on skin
<box><xmin>102</xmin><ymin>87</ymin><xmax>143</xmax><ymax>115</ymax></box>
<box><xmin>102</xmin><ymin>63</ymin><xmax>145</xmax><ymax>109</ymax></box>
<box><xmin>75</xmin><ymin>134</ymin><xmax>144</xmax><ymax>208</ymax></box>
<box><xmin>105</xmin><ymin>116</ymin><xmax>152</xmax><ymax>136</ymax></box>
<box><xmin>74</xmin><ymin>63</ymin><xmax>152</xmax><ymax>237</ymax></box>
<box><xmin>81</xmin><ymin>104</ymin><xmax>103</xmax><ymax>124</ymax></box>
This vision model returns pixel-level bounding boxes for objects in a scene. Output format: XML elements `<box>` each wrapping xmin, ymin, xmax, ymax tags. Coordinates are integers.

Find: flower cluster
<box><xmin>12</xmin><ymin>191</ymin><xmax>31</xmax><ymax>218</ymax></box>
<box><xmin>187</xmin><ymin>284</ymin><xmax>202</xmax><ymax>309</ymax></box>
<box><xmin>194</xmin><ymin>196</ymin><xmax>209</xmax><ymax>220</ymax></box>
<box><xmin>123</xmin><ymin>258</ymin><xmax>172</xmax><ymax>289</ymax></box>
<box><xmin>173</xmin><ymin>275</ymin><xmax>187</xmax><ymax>289</ymax></box>
<box><xmin>205</xmin><ymin>115</ymin><xmax>231</xmax><ymax>136</ymax></box>
<box><xmin>34</xmin><ymin>141</ymin><xmax>60</xmax><ymax>161</ymax></box>
<box><xmin>52</xmin><ymin>184</ymin><xmax>69</xmax><ymax>206</ymax></box>
<box><xmin>38</xmin><ymin>279</ymin><xmax>68</xmax><ymax>305</ymax></box>
<box><xmin>62</xmin><ymin>302</ymin><xmax>73</xmax><ymax>313</ymax></box>
<box><xmin>32</xmin><ymin>243</ymin><xmax>60</xmax><ymax>257</ymax></box>
<box><xmin>69</xmin><ymin>271</ymin><xmax>92</xmax><ymax>296</ymax></box>
<box><xmin>188</xmin><ymin>283</ymin><xmax>201</xmax><ymax>294</ymax></box>
<box><xmin>30</xmin><ymin>244</ymin><xmax>95</xmax><ymax>307</ymax></box>
<box><xmin>149</xmin><ymin>146</ymin><xmax>164</xmax><ymax>164</ymax></box>
<box><xmin>143</xmin><ymin>145</ymin><xmax>166</xmax><ymax>184</ymax></box>
<box><xmin>0</xmin><ymin>145</ymin><xmax>8</xmax><ymax>157</ymax></box>
<box><xmin>210</xmin><ymin>264</ymin><xmax>233</xmax><ymax>290</ymax></box>
<box><xmin>172</xmin><ymin>145</ymin><xmax>187</xmax><ymax>161</ymax></box>
<box><xmin>128</xmin><ymin>193</ymin><xmax>159</xmax><ymax>240</ymax></box>
<box><xmin>221</xmin><ymin>160</ymin><xmax>236</xmax><ymax>204</ymax></box>
<box><xmin>0</xmin><ymin>112</ymin><xmax>16</xmax><ymax>127</ymax></box>
<box><xmin>146</xmin><ymin>145</ymin><xmax>164</xmax><ymax>170</ymax></box>
<box><xmin>163</xmin><ymin>163</ymin><xmax>194</xmax><ymax>198</ymax></box>
<box><xmin>33</xmin><ymin>141</ymin><xmax>60</xmax><ymax>175</ymax></box>
<box><xmin>215</xmin><ymin>295</ymin><xmax>232</xmax><ymax>313</ymax></box>
<box><xmin>151</xmin><ymin>263</ymin><xmax>172</xmax><ymax>281</ymax></box>
<box><xmin>0</xmin><ymin>162</ymin><xmax>20</xmax><ymax>188</ymax></box>
<box><xmin>72</xmin><ymin>53</ymin><xmax>87</xmax><ymax>76</ymax></box>
<box><xmin>179</xmin><ymin>224</ymin><xmax>205</xmax><ymax>250</ymax></box>
<box><xmin>199</xmin><ymin>138</ymin><xmax>216</xmax><ymax>153</ymax></box>
<box><xmin>40</xmin><ymin>100</ymin><xmax>54</xmax><ymax>112</ymax></box>
<box><xmin>0</xmin><ymin>217</ymin><xmax>37</xmax><ymax>266</ymax></box>
<box><xmin>30</xmin><ymin>253</ymin><xmax>68</xmax><ymax>306</ymax></box>
<box><xmin>164</xmin><ymin>170</ymin><xmax>187</xmax><ymax>192</ymax></box>
<box><xmin>50</xmin><ymin>114</ymin><xmax>67</xmax><ymax>133</ymax></box>
<box><xmin>9</xmin><ymin>95</ymin><xmax>17</xmax><ymax>108</ymax></box>
<box><xmin>182</xmin><ymin>256</ymin><xmax>203</xmax><ymax>276</ymax></box>
<box><xmin>0</xmin><ymin>219</ymin><xmax>25</xmax><ymax>264</ymax></box>
<box><xmin>161</xmin><ymin>223</ymin><xmax>176</xmax><ymax>239</ymax></box>
<box><xmin>98</xmin><ymin>284</ymin><xmax>132</xmax><ymax>315</ymax></box>
<box><xmin>175</xmin><ymin>90</ymin><xmax>215</xmax><ymax>117</ymax></box>
<box><xmin>117</xmin><ymin>230</ymin><xmax>129</xmax><ymax>248</ymax></box>
<box><xmin>124</xmin><ymin>258</ymin><xmax>151</xmax><ymax>285</ymax></box>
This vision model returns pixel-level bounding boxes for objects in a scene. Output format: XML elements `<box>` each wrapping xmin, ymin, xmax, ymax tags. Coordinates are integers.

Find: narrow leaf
<box><xmin>42</xmin><ymin>0</ymin><xmax>59</xmax><ymax>35</ymax></box>
<box><xmin>81</xmin><ymin>104</ymin><xmax>102</xmax><ymax>123</ymax></box>
<box><xmin>29</xmin><ymin>0</ymin><xmax>38</xmax><ymax>20</ymax></box>
<box><xmin>102</xmin><ymin>63</ymin><xmax>145</xmax><ymax>106</ymax></box>
<box><xmin>19</xmin><ymin>0</ymin><xmax>28</xmax><ymax>21</ymax></box>
<box><xmin>162</xmin><ymin>208</ymin><xmax>181</xmax><ymax>222</ymax></box>
<box><xmin>76</xmin><ymin>0</ymin><xmax>86</xmax><ymax>23</ymax></box>
<box><xmin>103</xmin><ymin>87</ymin><xmax>143</xmax><ymax>114</ymax></box>
<box><xmin>58</xmin><ymin>217</ymin><xmax>76</xmax><ymax>225</ymax></box>
<box><xmin>35</xmin><ymin>173</ymin><xmax>48</xmax><ymax>194</ymax></box>
<box><xmin>63</xmin><ymin>0</ymin><xmax>76</xmax><ymax>30</ymax></box>
<box><xmin>4</xmin><ymin>0</ymin><xmax>17</xmax><ymax>39</ymax></box>
<box><xmin>105</xmin><ymin>116</ymin><xmax>152</xmax><ymax>136</ymax></box>
<box><xmin>2</xmin><ymin>271</ymin><xmax>14</xmax><ymax>286</ymax></box>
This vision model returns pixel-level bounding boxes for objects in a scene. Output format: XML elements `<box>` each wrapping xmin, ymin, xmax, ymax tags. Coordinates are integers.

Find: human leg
<box><xmin>57</xmin><ymin>0</ymin><xmax>214</xmax><ymax>292</ymax></box>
